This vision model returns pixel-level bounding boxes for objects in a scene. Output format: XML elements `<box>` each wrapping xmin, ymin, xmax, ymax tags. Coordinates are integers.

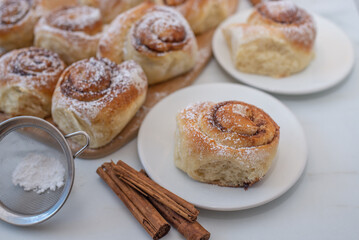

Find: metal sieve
<box><xmin>0</xmin><ymin>116</ymin><xmax>89</xmax><ymax>226</ymax></box>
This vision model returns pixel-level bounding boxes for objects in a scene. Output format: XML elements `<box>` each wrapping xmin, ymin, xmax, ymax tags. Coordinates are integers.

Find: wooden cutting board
<box><xmin>0</xmin><ymin>0</ymin><xmax>239</xmax><ymax>159</ymax></box>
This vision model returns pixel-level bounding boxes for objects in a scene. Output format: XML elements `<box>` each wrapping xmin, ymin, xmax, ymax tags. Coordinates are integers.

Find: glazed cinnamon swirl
<box><xmin>52</xmin><ymin>58</ymin><xmax>148</xmax><ymax>148</ymax></box>
<box><xmin>34</xmin><ymin>6</ymin><xmax>104</xmax><ymax>64</ymax></box>
<box><xmin>0</xmin><ymin>0</ymin><xmax>38</xmax><ymax>55</ymax></box>
<box><xmin>175</xmin><ymin>101</ymin><xmax>280</xmax><ymax>188</ymax></box>
<box><xmin>0</xmin><ymin>47</ymin><xmax>66</xmax><ymax>117</ymax></box>
<box><xmin>222</xmin><ymin>1</ymin><xmax>316</xmax><ymax>77</ymax></box>
<box><xmin>77</xmin><ymin>0</ymin><xmax>145</xmax><ymax>23</ymax></box>
<box><xmin>97</xmin><ymin>2</ymin><xmax>198</xmax><ymax>85</ymax></box>
<box><xmin>154</xmin><ymin>0</ymin><xmax>237</xmax><ymax>34</ymax></box>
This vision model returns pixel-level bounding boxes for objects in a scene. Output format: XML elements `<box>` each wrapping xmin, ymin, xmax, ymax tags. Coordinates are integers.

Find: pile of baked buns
<box><xmin>0</xmin><ymin>0</ymin><xmax>235</xmax><ymax>148</ymax></box>
<box><xmin>0</xmin><ymin>0</ymin><xmax>314</xmax><ymax>188</ymax></box>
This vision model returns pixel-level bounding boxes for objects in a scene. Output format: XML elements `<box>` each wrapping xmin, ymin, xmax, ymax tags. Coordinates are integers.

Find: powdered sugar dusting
<box><xmin>54</xmin><ymin>58</ymin><xmax>147</xmax><ymax>124</ymax></box>
<box><xmin>0</xmin><ymin>47</ymin><xmax>65</xmax><ymax>91</ymax></box>
<box><xmin>35</xmin><ymin>17</ymin><xmax>102</xmax><ymax>42</ymax></box>
<box><xmin>131</xmin><ymin>6</ymin><xmax>193</xmax><ymax>53</ymax></box>
<box><xmin>48</xmin><ymin>6</ymin><xmax>101</xmax><ymax>33</ymax></box>
<box><xmin>177</xmin><ymin>101</ymin><xmax>278</xmax><ymax>165</ymax></box>
<box><xmin>0</xmin><ymin>0</ymin><xmax>31</xmax><ymax>27</ymax></box>
<box><xmin>260</xmin><ymin>1</ymin><xmax>298</xmax><ymax>20</ymax></box>
<box><xmin>152</xmin><ymin>15</ymin><xmax>182</xmax><ymax>41</ymax></box>
<box><xmin>34</xmin><ymin>6</ymin><xmax>103</xmax><ymax>49</ymax></box>
<box><xmin>253</xmin><ymin>1</ymin><xmax>317</xmax><ymax>48</ymax></box>
<box><xmin>231</xmin><ymin>104</ymin><xmax>248</xmax><ymax>117</ymax></box>
<box><xmin>280</xmin><ymin>15</ymin><xmax>316</xmax><ymax>48</ymax></box>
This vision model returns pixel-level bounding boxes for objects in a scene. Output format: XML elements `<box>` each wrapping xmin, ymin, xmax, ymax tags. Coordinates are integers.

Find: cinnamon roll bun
<box><xmin>34</xmin><ymin>6</ymin><xmax>104</xmax><ymax>64</ymax></box>
<box><xmin>175</xmin><ymin>101</ymin><xmax>280</xmax><ymax>188</ymax></box>
<box><xmin>52</xmin><ymin>58</ymin><xmax>148</xmax><ymax>148</ymax></box>
<box><xmin>0</xmin><ymin>47</ymin><xmax>66</xmax><ymax>117</ymax></box>
<box><xmin>222</xmin><ymin>1</ymin><xmax>316</xmax><ymax>77</ymax></box>
<box><xmin>97</xmin><ymin>2</ymin><xmax>198</xmax><ymax>85</ymax></box>
<box><xmin>0</xmin><ymin>0</ymin><xmax>38</xmax><ymax>55</ymax></box>
<box><xmin>77</xmin><ymin>0</ymin><xmax>145</xmax><ymax>23</ymax></box>
<box><xmin>154</xmin><ymin>0</ymin><xmax>237</xmax><ymax>35</ymax></box>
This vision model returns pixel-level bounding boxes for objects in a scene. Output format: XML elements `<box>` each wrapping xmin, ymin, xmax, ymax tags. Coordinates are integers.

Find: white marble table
<box><xmin>1</xmin><ymin>0</ymin><xmax>358</xmax><ymax>239</ymax></box>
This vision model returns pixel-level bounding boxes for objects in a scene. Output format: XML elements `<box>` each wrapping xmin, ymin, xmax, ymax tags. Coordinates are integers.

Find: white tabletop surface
<box><xmin>1</xmin><ymin>0</ymin><xmax>359</xmax><ymax>239</ymax></box>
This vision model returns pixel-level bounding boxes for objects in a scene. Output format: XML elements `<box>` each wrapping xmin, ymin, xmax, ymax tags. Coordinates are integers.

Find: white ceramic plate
<box><xmin>137</xmin><ymin>83</ymin><xmax>307</xmax><ymax>211</ymax></box>
<box><xmin>213</xmin><ymin>10</ymin><xmax>355</xmax><ymax>95</ymax></box>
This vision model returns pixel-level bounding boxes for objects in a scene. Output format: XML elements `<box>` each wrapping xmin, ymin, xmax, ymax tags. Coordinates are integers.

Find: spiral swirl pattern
<box><xmin>10</xmin><ymin>47</ymin><xmax>64</xmax><ymax>77</ymax></box>
<box><xmin>195</xmin><ymin>101</ymin><xmax>278</xmax><ymax>148</ymax></box>
<box><xmin>257</xmin><ymin>1</ymin><xmax>304</xmax><ymax>24</ymax></box>
<box><xmin>0</xmin><ymin>47</ymin><xmax>66</xmax><ymax>117</ymax></box>
<box><xmin>249</xmin><ymin>1</ymin><xmax>316</xmax><ymax>49</ymax></box>
<box><xmin>60</xmin><ymin>58</ymin><xmax>114</xmax><ymax>102</ymax></box>
<box><xmin>52</xmin><ymin>58</ymin><xmax>148</xmax><ymax>148</ymax></box>
<box><xmin>47</xmin><ymin>6</ymin><xmax>102</xmax><ymax>35</ymax></box>
<box><xmin>0</xmin><ymin>0</ymin><xmax>31</xmax><ymax>27</ymax></box>
<box><xmin>175</xmin><ymin>101</ymin><xmax>280</xmax><ymax>187</ymax></box>
<box><xmin>132</xmin><ymin>8</ymin><xmax>189</xmax><ymax>52</ymax></box>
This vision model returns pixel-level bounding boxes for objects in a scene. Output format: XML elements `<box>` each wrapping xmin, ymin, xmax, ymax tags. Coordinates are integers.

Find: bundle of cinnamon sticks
<box><xmin>97</xmin><ymin>160</ymin><xmax>210</xmax><ymax>240</ymax></box>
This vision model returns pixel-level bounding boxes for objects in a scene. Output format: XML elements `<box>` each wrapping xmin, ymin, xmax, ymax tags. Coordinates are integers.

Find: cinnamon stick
<box><xmin>112</xmin><ymin>160</ymin><xmax>199</xmax><ymax>222</ymax></box>
<box><xmin>140</xmin><ymin>170</ymin><xmax>211</xmax><ymax>240</ymax></box>
<box><xmin>96</xmin><ymin>165</ymin><xmax>170</xmax><ymax>240</ymax></box>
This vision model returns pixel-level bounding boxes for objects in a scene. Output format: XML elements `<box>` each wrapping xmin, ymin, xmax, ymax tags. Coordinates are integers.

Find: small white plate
<box><xmin>213</xmin><ymin>10</ymin><xmax>355</xmax><ymax>95</ymax></box>
<box><xmin>137</xmin><ymin>83</ymin><xmax>307</xmax><ymax>211</ymax></box>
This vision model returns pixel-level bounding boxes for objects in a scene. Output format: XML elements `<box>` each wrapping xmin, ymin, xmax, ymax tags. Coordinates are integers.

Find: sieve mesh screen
<box><xmin>0</xmin><ymin>128</ymin><xmax>68</xmax><ymax>215</ymax></box>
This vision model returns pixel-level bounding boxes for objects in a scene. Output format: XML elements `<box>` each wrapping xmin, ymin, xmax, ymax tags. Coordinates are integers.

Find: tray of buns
<box><xmin>0</xmin><ymin>0</ymin><xmax>239</xmax><ymax>159</ymax></box>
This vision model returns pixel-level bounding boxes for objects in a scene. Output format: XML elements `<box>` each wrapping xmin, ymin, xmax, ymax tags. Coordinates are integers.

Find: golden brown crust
<box><xmin>58</xmin><ymin>58</ymin><xmax>144</xmax><ymax>106</ymax></box>
<box><xmin>249</xmin><ymin>0</ymin><xmax>276</xmax><ymax>6</ymax></box>
<box><xmin>155</xmin><ymin>0</ymin><xmax>237</xmax><ymax>34</ymax></box>
<box><xmin>35</xmin><ymin>0</ymin><xmax>76</xmax><ymax>16</ymax></box>
<box><xmin>0</xmin><ymin>0</ymin><xmax>38</xmax><ymax>54</ymax></box>
<box><xmin>97</xmin><ymin>2</ymin><xmax>198</xmax><ymax>85</ymax></box>
<box><xmin>128</xmin><ymin>6</ymin><xmax>192</xmax><ymax>55</ymax></box>
<box><xmin>97</xmin><ymin>2</ymin><xmax>153</xmax><ymax>63</ymax></box>
<box><xmin>46</xmin><ymin>6</ymin><xmax>103</xmax><ymax>35</ymax></box>
<box><xmin>0</xmin><ymin>47</ymin><xmax>66</xmax><ymax>117</ymax></box>
<box><xmin>77</xmin><ymin>0</ymin><xmax>145</xmax><ymax>23</ymax></box>
<box><xmin>175</xmin><ymin>101</ymin><xmax>280</xmax><ymax>188</ymax></box>
<box><xmin>34</xmin><ymin>6</ymin><xmax>104</xmax><ymax>64</ymax></box>
<box><xmin>52</xmin><ymin>58</ymin><xmax>148</xmax><ymax>148</ymax></box>
<box><xmin>201</xmin><ymin>101</ymin><xmax>279</xmax><ymax>148</ymax></box>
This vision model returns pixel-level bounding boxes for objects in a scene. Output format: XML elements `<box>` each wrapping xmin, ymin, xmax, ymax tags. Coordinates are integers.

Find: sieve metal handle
<box><xmin>65</xmin><ymin>131</ymin><xmax>90</xmax><ymax>159</ymax></box>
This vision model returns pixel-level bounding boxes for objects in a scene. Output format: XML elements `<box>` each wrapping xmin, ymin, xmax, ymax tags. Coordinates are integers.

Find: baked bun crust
<box><xmin>174</xmin><ymin>101</ymin><xmax>280</xmax><ymax>188</ymax></box>
<box><xmin>52</xmin><ymin>58</ymin><xmax>148</xmax><ymax>148</ymax></box>
<box><xmin>154</xmin><ymin>0</ymin><xmax>237</xmax><ymax>35</ymax></box>
<box><xmin>35</xmin><ymin>0</ymin><xmax>76</xmax><ymax>16</ymax></box>
<box><xmin>97</xmin><ymin>2</ymin><xmax>198</xmax><ymax>85</ymax></box>
<box><xmin>0</xmin><ymin>47</ymin><xmax>66</xmax><ymax>117</ymax></box>
<box><xmin>77</xmin><ymin>0</ymin><xmax>145</xmax><ymax>23</ymax></box>
<box><xmin>34</xmin><ymin>6</ymin><xmax>104</xmax><ymax>64</ymax></box>
<box><xmin>249</xmin><ymin>0</ymin><xmax>274</xmax><ymax>6</ymax></box>
<box><xmin>222</xmin><ymin>1</ymin><xmax>316</xmax><ymax>77</ymax></box>
<box><xmin>0</xmin><ymin>0</ymin><xmax>38</xmax><ymax>55</ymax></box>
